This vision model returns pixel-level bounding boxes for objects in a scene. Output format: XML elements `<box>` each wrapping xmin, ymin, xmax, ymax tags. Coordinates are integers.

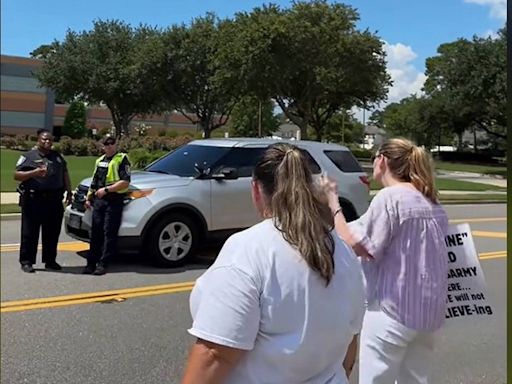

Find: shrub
<box><xmin>63</xmin><ymin>101</ymin><xmax>87</xmax><ymax>138</ymax></box>
<box><xmin>348</xmin><ymin>147</ymin><xmax>373</xmax><ymax>159</ymax></box>
<box><xmin>437</xmin><ymin>151</ymin><xmax>501</xmax><ymax>164</ymax></box>
<box><xmin>128</xmin><ymin>148</ymin><xmax>167</xmax><ymax>169</ymax></box>
<box><xmin>72</xmin><ymin>140</ymin><xmax>90</xmax><ymax>156</ymax></box>
<box><xmin>158</xmin><ymin>128</ymin><xmax>167</xmax><ymax>137</ymax></box>
<box><xmin>59</xmin><ymin>136</ymin><xmax>74</xmax><ymax>155</ymax></box>
<box><xmin>1</xmin><ymin>136</ymin><xmax>16</xmax><ymax>149</ymax></box>
<box><xmin>51</xmin><ymin>142</ymin><xmax>61</xmax><ymax>153</ymax></box>
<box><xmin>14</xmin><ymin>135</ymin><xmax>29</xmax><ymax>150</ymax></box>
<box><xmin>166</xmin><ymin>130</ymin><xmax>178</xmax><ymax>138</ymax></box>
<box><xmin>87</xmin><ymin>139</ymin><xmax>101</xmax><ymax>156</ymax></box>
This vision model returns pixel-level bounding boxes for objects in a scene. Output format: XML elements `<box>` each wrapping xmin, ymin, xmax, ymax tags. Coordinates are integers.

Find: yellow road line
<box><xmin>472</xmin><ymin>231</ymin><xmax>507</xmax><ymax>239</ymax></box>
<box><xmin>0</xmin><ymin>241</ymin><xmax>86</xmax><ymax>253</ymax></box>
<box><xmin>479</xmin><ymin>251</ymin><xmax>507</xmax><ymax>260</ymax></box>
<box><xmin>450</xmin><ymin>217</ymin><xmax>506</xmax><ymax>224</ymax></box>
<box><xmin>1</xmin><ymin>281</ymin><xmax>195</xmax><ymax>308</ymax></box>
<box><xmin>1</xmin><ymin>251</ymin><xmax>506</xmax><ymax>314</ymax></box>
<box><xmin>1</xmin><ymin>285</ymin><xmax>195</xmax><ymax>313</ymax></box>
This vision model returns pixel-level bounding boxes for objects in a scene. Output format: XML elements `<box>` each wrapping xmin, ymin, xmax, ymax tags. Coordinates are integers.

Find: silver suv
<box><xmin>64</xmin><ymin>138</ymin><xmax>370</xmax><ymax>267</ymax></box>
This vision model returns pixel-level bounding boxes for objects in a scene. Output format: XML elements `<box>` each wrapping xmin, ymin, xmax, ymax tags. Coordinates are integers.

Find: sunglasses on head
<box><xmin>371</xmin><ymin>152</ymin><xmax>386</xmax><ymax>162</ymax></box>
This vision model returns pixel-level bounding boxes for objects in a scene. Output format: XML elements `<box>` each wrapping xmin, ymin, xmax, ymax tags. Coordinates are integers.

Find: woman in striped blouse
<box><xmin>322</xmin><ymin>138</ymin><xmax>449</xmax><ymax>384</ymax></box>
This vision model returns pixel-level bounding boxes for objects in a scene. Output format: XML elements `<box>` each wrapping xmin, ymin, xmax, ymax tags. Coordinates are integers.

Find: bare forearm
<box><xmin>182</xmin><ymin>340</ymin><xmax>242</xmax><ymax>384</ymax></box>
<box><xmin>343</xmin><ymin>335</ymin><xmax>358</xmax><ymax>377</ymax></box>
<box><xmin>14</xmin><ymin>170</ymin><xmax>37</xmax><ymax>182</ymax></box>
<box><xmin>107</xmin><ymin>180</ymin><xmax>129</xmax><ymax>193</ymax></box>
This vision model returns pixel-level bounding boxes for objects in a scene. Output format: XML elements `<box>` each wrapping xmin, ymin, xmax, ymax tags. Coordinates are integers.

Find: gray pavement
<box><xmin>0</xmin><ymin>204</ymin><xmax>507</xmax><ymax>384</ymax></box>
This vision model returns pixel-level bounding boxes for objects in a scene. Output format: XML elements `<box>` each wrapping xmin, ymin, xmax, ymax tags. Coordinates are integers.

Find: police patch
<box><xmin>16</xmin><ymin>156</ymin><xmax>26</xmax><ymax>166</ymax></box>
<box><xmin>56</xmin><ymin>157</ymin><xmax>62</xmax><ymax>163</ymax></box>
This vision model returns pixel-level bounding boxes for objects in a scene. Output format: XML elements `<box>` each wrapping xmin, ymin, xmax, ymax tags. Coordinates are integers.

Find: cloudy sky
<box><xmin>1</xmin><ymin>0</ymin><xmax>506</xmax><ymax>118</ymax></box>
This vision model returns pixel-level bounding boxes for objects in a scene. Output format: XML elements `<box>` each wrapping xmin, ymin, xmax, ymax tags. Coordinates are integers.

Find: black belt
<box><xmin>26</xmin><ymin>190</ymin><xmax>63</xmax><ymax>199</ymax></box>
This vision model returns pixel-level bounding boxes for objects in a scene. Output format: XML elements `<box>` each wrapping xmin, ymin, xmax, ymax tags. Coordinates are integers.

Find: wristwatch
<box><xmin>104</xmin><ymin>187</ymin><xmax>109</xmax><ymax>193</ymax></box>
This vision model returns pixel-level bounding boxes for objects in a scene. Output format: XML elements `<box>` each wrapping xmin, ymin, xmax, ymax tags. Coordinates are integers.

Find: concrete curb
<box><xmin>1</xmin><ymin>213</ymin><xmax>21</xmax><ymax>221</ymax></box>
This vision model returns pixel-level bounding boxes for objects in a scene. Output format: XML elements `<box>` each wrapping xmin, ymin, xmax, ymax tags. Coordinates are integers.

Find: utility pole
<box><xmin>341</xmin><ymin>110</ymin><xmax>345</xmax><ymax>144</ymax></box>
<box><xmin>258</xmin><ymin>100</ymin><xmax>262</xmax><ymax>137</ymax></box>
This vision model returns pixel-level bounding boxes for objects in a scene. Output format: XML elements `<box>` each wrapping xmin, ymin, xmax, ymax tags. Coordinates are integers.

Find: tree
<box><xmin>424</xmin><ymin>28</ymin><xmax>506</xmax><ymax>141</ymax></box>
<box><xmin>228</xmin><ymin>96</ymin><xmax>280</xmax><ymax>137</ymax></box>
<box><xmin>323</xmin><ymin>110</ymin><xmax>364</xmax><ymax>144</ymax></box>
<box><xmin>159</xmin><ymin>14</ymin><xmax>237</xmax><ymax>138</ymax></box>
<box><xmin>217</xmin><ymin>0</ymin><xmax>391</xmax><ymax>140</ymax></box>
<box><xmin>370</xmin><ymin>96</ymin><xmax>453</xmax><ymax>149</ymax></box>
<box><xmin>62</xmin><ymin>100</ymin><xmax>87</xmax><ymax>139</ymax></box>
<box><xmin>33</xmin><ymin>20</ymin><xmax>167</xmax><ymax>138</ymax></box>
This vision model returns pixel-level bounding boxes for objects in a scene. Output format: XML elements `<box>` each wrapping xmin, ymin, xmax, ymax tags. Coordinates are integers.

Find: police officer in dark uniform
<box><xmin>14</xmin><ymin>129</ymin><xmax>72</xmax><ymax>273</ymax></box>
<box><xmin>83</xmin><ymin>135</ymin><xmax>131</xmax><ymax>275</ymax></box>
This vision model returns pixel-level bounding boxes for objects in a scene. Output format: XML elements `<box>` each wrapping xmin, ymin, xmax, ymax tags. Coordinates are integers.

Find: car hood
<box><xmin>78</xmin><ymin>171</ymin><xmax>194</xmax><ymax>189</ymax></box>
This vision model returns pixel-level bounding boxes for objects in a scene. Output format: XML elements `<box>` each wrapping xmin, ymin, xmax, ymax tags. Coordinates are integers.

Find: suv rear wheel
<box><xmin>147</xmin><ymin>213</ymin><xmax>199</xmax><ymax>267</ymax></box>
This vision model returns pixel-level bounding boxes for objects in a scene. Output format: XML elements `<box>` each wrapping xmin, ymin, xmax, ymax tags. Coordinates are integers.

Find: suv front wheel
<box><xmin>147</xmin><ymin>213</ymin><xmax>199</xmax><ymax>267</ymax></box>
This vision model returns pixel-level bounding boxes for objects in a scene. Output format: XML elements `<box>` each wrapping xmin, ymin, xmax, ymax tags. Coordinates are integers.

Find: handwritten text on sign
<box><xmin>445</xmin><ymin>223</ymin><xmax>493</xmax><ymax>320</ymax></box>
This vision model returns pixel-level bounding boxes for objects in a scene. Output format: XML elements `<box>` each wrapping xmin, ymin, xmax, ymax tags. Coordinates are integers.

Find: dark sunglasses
<box><xmin>103</xmin><ymin>141</ymin><xmax>116</xmax><ymax>146</ymax></box>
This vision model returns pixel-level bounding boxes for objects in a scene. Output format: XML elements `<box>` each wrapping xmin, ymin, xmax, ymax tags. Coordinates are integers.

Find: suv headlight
<box><xmin>127</xmin><ymin>189</ymin><xmax>154</xmax><ymax>200</ymax></box>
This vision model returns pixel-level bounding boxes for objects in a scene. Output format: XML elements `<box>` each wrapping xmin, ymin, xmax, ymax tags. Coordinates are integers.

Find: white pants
<box><xmin>358</xmin><ymin>309</ymin><xmax>439</xmax><ymax>384</ymax></box>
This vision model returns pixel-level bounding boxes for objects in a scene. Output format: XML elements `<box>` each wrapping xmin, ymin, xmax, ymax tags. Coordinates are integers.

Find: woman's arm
<box><xmin>343</xmin><ymin>335</ymin><xmax>359</xmax><ymax>377</ymax></box>
<box><xmin>320</xmin><ymin>177</ymin><xmax>372</xmax><ymax>258</ymax></box>
<box><xmin>181</xmin><ymin>339</ymin><xmax>245</xmax><ymax>384</ymax></box>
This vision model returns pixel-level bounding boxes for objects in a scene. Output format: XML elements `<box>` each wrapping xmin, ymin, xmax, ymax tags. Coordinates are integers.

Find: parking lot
<box><xmin>0</xmin><ymin>204</ymin><xmax>507</xmax><ymax>384</ymax></box>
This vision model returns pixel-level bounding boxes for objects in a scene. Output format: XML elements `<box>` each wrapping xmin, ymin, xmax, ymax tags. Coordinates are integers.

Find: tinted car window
<box><xmin>323</xmin><ymin>150</ymin><xmax>363</xmax><ymax>173</ymax></box>
<box><xmin>145</xmin><ymin>144</ymin><xmax>231</xmax><ymax>177</ymax></box>
<box><xmin>213</xmin><ymin>147</ymin><xmax>266</xmax><ymax>177</ymax></box>
<box><xmin>302</xmin><ymin>149</ymin><xmax>322</xmax><ymax>174</ymax></box>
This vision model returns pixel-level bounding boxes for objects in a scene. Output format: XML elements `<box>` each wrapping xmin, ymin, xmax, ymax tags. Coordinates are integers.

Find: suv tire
<box><xmin>147</xmin><ymin>213</ymin><xmax>199</xmax><ymax>267</ymax></box>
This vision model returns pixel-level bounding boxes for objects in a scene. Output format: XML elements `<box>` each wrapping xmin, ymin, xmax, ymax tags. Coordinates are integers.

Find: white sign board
<box><xmin>445</xmin><ymin>223</ymin><xmax>493</xmax><ymax>321</ymax></box>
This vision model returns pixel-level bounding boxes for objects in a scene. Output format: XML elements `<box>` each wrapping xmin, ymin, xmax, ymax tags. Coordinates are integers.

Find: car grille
<box><xmin>71</xmin><ymin>184</ymin><xmax>89</xmax><ymax>212</ymax></box>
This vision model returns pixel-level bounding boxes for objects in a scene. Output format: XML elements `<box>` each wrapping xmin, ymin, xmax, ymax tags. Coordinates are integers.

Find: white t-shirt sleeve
<box><xmin>189</xmin><ymin>265</ymin><xmax>261</xmax><ymax>350</ymax></box>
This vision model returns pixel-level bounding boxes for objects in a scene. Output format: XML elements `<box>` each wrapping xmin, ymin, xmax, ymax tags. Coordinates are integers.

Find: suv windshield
<box><xmin>145</xmin><ymin>144</ymin><xmax>231</xmax><ymax>177</ymax></box>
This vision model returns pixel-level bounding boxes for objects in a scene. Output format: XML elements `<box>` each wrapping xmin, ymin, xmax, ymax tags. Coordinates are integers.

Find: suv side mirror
<box><xmin>211</xmin><ymin>167</ymin><xmax>239</xmax><ymax>180</ymax></box>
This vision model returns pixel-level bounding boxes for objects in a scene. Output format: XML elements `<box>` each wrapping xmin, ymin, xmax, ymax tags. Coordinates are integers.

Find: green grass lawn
<box><xmin>435</xmin><ymin>161</ymin><xmax>507</xmax><ymax>177</ymax></box>
<box><xmin>1</xmin><ymin>148</ymin><xmax>507</xmax><ymax>193</ymax></box>
<box><xmin>370</xmin><ymin>177</ymin><xmax>506</xmax><ymax>192</ymax></box>
<box><xmin>1</xmin><ymin>149</ymin><xmax>97</xmax><ymax>192</ymax></box>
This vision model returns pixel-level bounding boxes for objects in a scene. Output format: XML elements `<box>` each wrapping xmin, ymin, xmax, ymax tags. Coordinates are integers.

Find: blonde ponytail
<box><xmin>408</xmin><ymin>146</ymin><xmax>438</xmax><ymax>202</ymax></box>
<box><xmin>253</xmin><ymin>144</ymin><xmax>335</xmax><ymax>285</ymax></box>
<box><xmin>378</xmin><ymin>138</ymin><xmax>439</xmax><ymax>203</ymax></box>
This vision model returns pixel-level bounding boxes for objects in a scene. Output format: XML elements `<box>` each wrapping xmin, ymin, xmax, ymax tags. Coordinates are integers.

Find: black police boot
<box><xmin>21</xmin><ymin>264</ymin><xmax>35</xmax><ymax>273</ymax></box>
<box><xmin>45</xmin><ymin>261</ymin><xmax>62</xmax><ymax>271</ymax></box>
<box><xmin>93</xmin><ymin>264</ymin><xmax>107</xmax><ymax>276</ymax></box>
<box><xmin>82</xmin><ymin>265</ymin><xmax>96</xmax><ymax>275</ymax></box>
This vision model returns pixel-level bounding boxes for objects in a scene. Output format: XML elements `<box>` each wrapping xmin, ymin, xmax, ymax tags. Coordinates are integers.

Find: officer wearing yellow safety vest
<box><xmin>83</xmin><ymin>135</ymin><xmax>131</xmax><ymax>275</ymax></box>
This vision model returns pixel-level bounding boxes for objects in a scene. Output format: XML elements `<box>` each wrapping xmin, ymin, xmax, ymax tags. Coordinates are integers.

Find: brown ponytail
<box><xmin>253</xmin><ymin>144</ymin><xmax>335</xmax><ymax>285</ymax></box>
<box><xmin>378</xmin><ymin>138</ymin><xmax>439</xmax><ymax>203</ymax></box>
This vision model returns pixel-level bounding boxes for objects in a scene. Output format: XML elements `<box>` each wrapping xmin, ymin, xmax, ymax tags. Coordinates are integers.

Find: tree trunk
<box><xmin>314</xmin><ymin>126</ymin><xmax>322</xmax><ymax>141</ymax></box>
<box><xmin>457</xmin><ymin>131</ymin><xmax>463</xmax><ymax>151</ymax></box>
<box><xmin>298</xmin><ymin>122</ymin><xmax>308</xmax><ymax>140</ymax></box>
<box><xmin>473</xmin><ymin>126</ymin><xmax>477</xmax><ymax>153</ymax></box>
<box><xmin>201</xmin><ymin>119</ymin><xmax>211</xmax><ymax>138</ymax></box>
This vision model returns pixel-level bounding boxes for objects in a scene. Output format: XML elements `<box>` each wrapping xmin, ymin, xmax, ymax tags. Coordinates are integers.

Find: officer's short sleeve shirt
<box><xmin>16</xmin><ymin>149</ymin><xmax>67</xmax><ymax>191</ymax></box>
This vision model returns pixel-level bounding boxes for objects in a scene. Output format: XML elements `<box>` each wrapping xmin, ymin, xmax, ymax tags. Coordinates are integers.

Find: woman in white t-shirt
<box><xmin>181</xmin><ymin>143</ymin><xmax>365</xmax><ymax>384</ymax></box>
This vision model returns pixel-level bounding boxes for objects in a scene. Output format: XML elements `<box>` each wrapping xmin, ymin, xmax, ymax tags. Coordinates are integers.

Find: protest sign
<box><xmin>445</xmin><ymin>223</ymin><xmax>493</xmax><ymax>320</ymax></box>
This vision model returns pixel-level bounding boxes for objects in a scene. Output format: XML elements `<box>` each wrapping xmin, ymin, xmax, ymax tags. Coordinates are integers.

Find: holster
<box><xmin>17</xmin><ymin>186</ymin><xmax>26</xmax><ymax>207</ymax></box>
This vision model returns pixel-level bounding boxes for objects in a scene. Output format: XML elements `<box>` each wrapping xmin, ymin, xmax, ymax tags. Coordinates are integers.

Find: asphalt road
<box><xmin>0</xmin><ymin>204</ymin><xmax>507</xmax><ymax>384</ymax></box>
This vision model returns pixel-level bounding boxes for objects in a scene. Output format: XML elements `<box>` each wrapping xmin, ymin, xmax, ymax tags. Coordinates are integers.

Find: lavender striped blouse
<box><xmin>349</xmin><ymin>184</ymin><xmax>449</xmax><ymax>331</ymax></box>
